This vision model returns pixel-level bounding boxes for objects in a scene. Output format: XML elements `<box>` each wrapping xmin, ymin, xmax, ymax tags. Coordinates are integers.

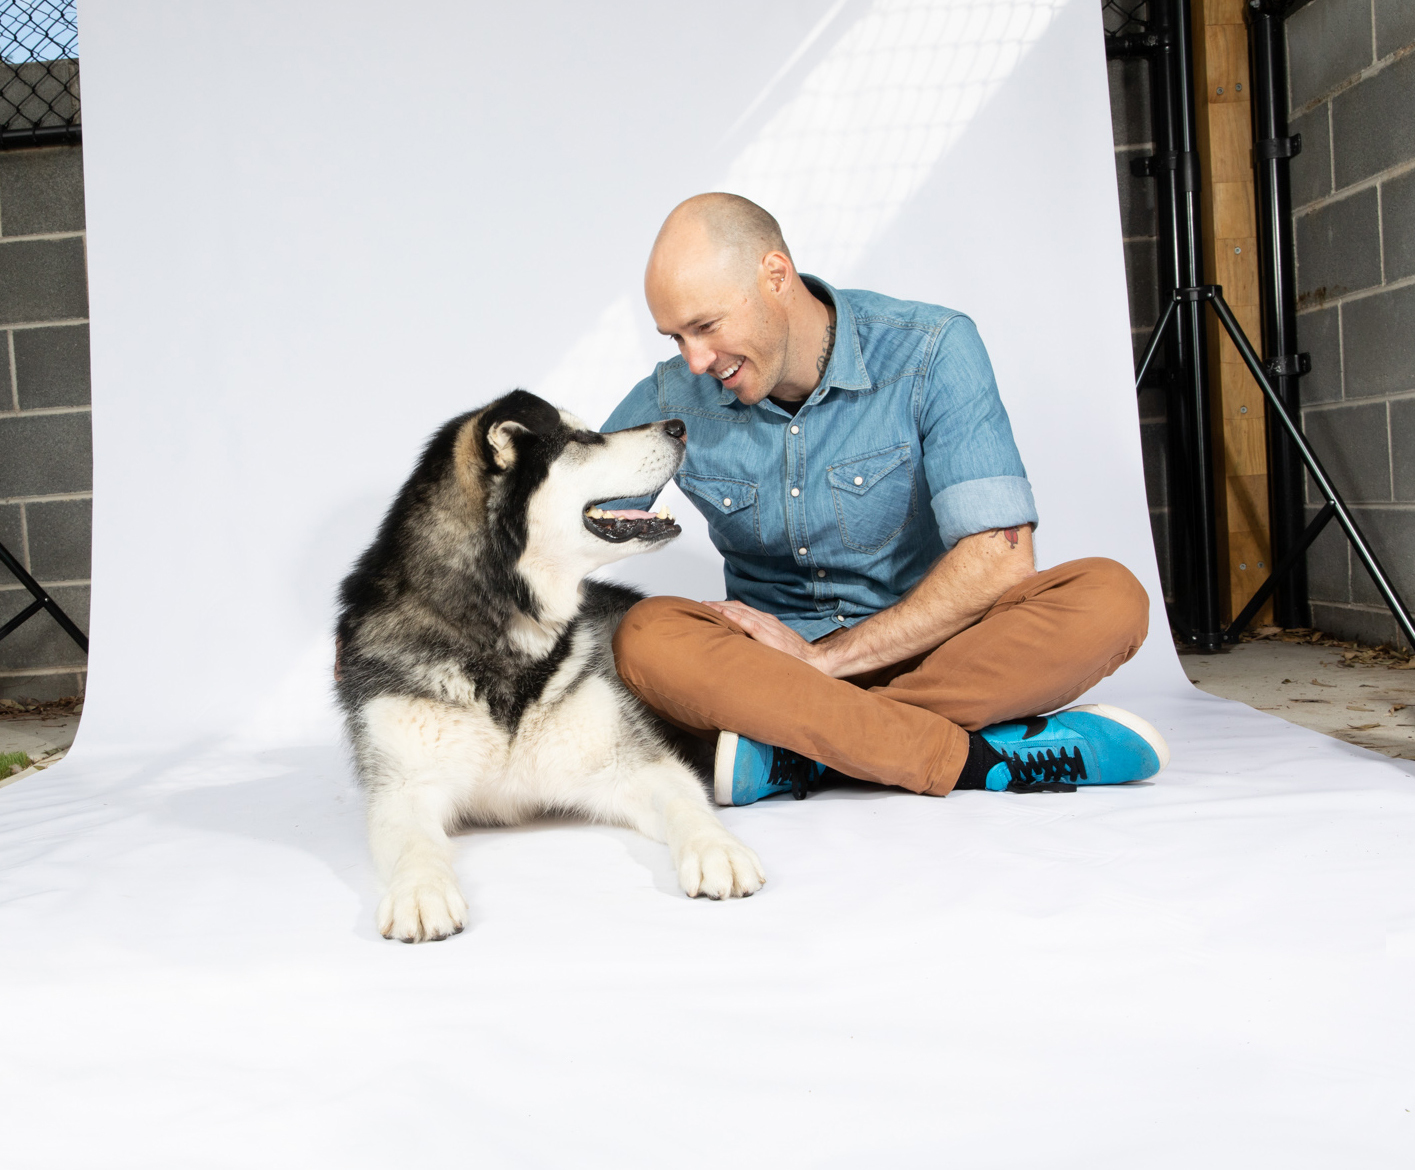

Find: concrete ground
<box><xmin>0</xmin><ymin>699</ymin><xmax>81</xmax><ymax>788</ymax></box>
<box><xmin>1182</xmin><ymin>639</ymin><xmax>1415</xmax><ymax>760</ymax></box>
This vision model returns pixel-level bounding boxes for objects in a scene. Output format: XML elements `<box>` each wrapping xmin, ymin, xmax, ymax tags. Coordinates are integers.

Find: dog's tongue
<box><xmin>602</xmin><ymin>509</ymin><xmax>659</xmax><ymax>520</ymax></box>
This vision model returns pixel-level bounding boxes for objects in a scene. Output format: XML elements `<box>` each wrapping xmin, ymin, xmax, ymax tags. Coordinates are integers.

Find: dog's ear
<box><xmin>481</xmin><ymin>390</ymin><xmax>561</xmax><ymax>471</ymax></box>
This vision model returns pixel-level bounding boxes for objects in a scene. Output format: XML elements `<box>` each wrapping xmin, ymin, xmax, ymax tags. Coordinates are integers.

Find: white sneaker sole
<box><xmin>713</xmin><ymin>731</ymin><xmax>740</xmax><ymax>806</ymax></box>
<box><xmin>1066</xmin><ymin>703</ymin><xmax>1171</xmax><ymax>775</ymax></box>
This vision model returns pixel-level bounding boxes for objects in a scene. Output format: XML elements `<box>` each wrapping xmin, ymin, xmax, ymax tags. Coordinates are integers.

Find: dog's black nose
<box><xmin>664</xmin><ymin>418</ymin><xmax>686</xmax><ymax>442</ymax></box>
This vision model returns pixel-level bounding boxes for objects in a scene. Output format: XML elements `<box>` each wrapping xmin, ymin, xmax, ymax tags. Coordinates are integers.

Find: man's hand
<box><xmin>704</xmin><ymin>525</ymin><xmax>1036</xmax><ymax>680</ymax></box>
<box><xmin>701</xmin><ymin>600</ymin><xmax>831</xmax><ymax>670</ymax></box>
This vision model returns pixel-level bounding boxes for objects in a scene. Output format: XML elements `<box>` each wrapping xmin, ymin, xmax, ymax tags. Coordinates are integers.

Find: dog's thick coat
<box><xmin>336</xmin><ymin>391</ymin><xmax>763</xmax><ymax>941</ymax></box>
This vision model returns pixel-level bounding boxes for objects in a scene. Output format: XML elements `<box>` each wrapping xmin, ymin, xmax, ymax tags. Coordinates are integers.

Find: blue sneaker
<box><xmin>977</xmin><ymin>704</ymin><xmax>1169</xmax><ymax>792</ymax></box>
<box><xmin>714</xmin><ymin>732</ymin><xmax>827</xmax><ymax>806</ymax></box>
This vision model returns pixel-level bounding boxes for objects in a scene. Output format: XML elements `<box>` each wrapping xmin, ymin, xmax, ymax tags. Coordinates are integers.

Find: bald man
<box><xmin>603</xmin><ymin>194</ymin><xmax>1167</xmax><ymax>807</ymax></box>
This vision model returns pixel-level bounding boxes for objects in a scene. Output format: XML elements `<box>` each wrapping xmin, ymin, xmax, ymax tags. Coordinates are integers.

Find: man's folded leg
<box><xmin>612</xmin><ymin>596</ymin><xmax>969</xmax><ymax>798</ymax></box>
<box><xmin>862</xmin><ymin>557</ymin><xmax>1166</xmax><ymax>792</ymax></box>
<box><xmin>865</xmin><ymin>557</ymin><xmax>1151</xmax><ymax>730</ymax></box>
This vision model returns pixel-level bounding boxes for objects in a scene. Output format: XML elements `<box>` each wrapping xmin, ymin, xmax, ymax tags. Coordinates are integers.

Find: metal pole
<box><xmin>1170</xmin><ymin>0</ymin><xmax>1223</xmax><ymax>652</ymax></box>
<box><xmin>1246</xmin><ymin>0</ymin><xmax>1309</xmax><ymax>628</ymax></box>
<box><xmin>1135</xmin><ymin>298</ymin><xmax>1180</xmax><ymax>391</ymax></box>
<box><xmin>0</xmin><ymin>540</ymin><xmax>89</xmax><ymax>654</ymax></box>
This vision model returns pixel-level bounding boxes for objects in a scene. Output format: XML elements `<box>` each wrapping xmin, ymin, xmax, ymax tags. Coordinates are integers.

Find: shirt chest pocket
<box><xmin>677</xmin><ymin>473</ymin><xmax>763</xmax><ymax>553</ymax></box>
<box><xmin>827</xmin><ymin>445</ymin><xmax>917</xmax><ymax>553</ymax></box>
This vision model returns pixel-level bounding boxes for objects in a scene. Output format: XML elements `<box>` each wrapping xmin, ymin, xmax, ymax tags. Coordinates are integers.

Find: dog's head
<box><xmin>459</xmin><ymin>389</ymin><xmax>685</xmax><ymax>567</ymax></box>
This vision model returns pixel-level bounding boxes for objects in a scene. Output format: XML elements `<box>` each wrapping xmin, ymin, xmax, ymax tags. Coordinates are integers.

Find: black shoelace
<box><xmin>1002</xmin><ymin>746</ymin><xmax>1087</xmax><ymax>793</ymax></box>
<box><xmin>768</xmin><ymin>747</ymin><xmax>819</xmax><ymax>800</ymax></box>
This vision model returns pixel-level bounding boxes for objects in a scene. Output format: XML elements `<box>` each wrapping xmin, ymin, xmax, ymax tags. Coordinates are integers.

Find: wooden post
<box><xmin>1191</xmin><ymin>0</ymin><xmax>1272</xmax><ymax>628</ymax></box>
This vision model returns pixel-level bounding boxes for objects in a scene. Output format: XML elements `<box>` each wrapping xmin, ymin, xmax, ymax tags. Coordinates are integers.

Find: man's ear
<box><xmin>480</xmin><ymin>389</ymin><xmax>561</xmax><ymax>471</ymax></box>
<box><xmin>761</xmin><ymin>250</ymin><xmax>793</xmax><ymax>297</ymax></box>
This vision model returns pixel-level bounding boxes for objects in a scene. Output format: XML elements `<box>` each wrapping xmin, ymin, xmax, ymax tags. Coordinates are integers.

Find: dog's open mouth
<box><xmin>583</xmin><ymin>504</ymin><xmax>681</xmax><ymax>543</ymax></box>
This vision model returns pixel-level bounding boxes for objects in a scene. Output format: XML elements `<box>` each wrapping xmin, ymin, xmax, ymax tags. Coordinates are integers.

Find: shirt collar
<box><xmin>712</xmin><ymin>275</ymin><xmax>872</xmax><ymax>406</ymax></box>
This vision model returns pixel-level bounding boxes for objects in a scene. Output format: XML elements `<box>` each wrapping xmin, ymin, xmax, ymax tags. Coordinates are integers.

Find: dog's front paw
<box><xmin>377</xmin><ymin>867</ymin><xmax>468</xmax><ymax>943</ymax></box>
<box><xmin>677</xmin><ymin>832</ymin><xmax>765</xmax><ymax>900</ymax></box>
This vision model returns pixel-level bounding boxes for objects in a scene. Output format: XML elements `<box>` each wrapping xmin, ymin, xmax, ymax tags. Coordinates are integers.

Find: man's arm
<box><xmin>704</xmin><ymin>524</ymin><xmax>1036</xmax><ymax>679</ymax></box>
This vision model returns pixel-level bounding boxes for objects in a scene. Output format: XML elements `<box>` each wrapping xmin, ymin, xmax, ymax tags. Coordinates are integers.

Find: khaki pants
<box><xmin>612</xmin><ymin>558</ymin><xmax>1150</xmax><ymax>796</ymax></box>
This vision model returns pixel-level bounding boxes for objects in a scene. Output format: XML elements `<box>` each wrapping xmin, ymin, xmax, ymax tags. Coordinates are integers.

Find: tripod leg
<box><xmin>1223</xmin><ymin>503</ymin><xmax>1334</xmax><ymax>641</ymax></box>
<box><xmin>1208</xmin><ymin>292</ymin><xmax>1415</xmax><ymax>649</ymax></box>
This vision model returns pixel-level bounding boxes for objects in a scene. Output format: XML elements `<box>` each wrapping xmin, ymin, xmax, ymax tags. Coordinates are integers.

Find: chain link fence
<box><xmin>1</xmin><ymin>1</ymin><xmax>79</xmax><ymax>147</ymax></box>
<box><xmin>1102</xmin><ymin>1</ymin><xmax>1150</xmax><ymax>37</ymax></box>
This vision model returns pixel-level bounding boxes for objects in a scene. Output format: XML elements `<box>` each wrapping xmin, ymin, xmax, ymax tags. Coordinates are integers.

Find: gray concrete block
<box><xmin>1141</xmin><ymin>420</ymin><xmax>1168</xmax><ymax>509</ymax></box>
<box><xmin>1375</xmin><ymin>0</ymin><xmax>1415</xmax><ymax>58</ymax></box>
<box><xmin>1308</xmin><ymin>600</ymin><xmax>1406</xmax><ymax>649</ymax></box>
<box><xmin>0</xmin><ymin>238</ymin><xmax>88</xmax><ymax>325</ymax></box>
<box><xmin>1288</xmin><ymin>106</ymin><xmax>1332</xmax><ymax>208</ymax></box>
<box><xmin>0</xmin><ymin>582</ymin><xmax>87</xmax><ymax>670</ymax></box>
<box><xmin>1332</xmin><ymin>51</ymin><xmax>1415</xmax><ymax>188</ymax></box>
<box><xmin>0</xmin><ymin>502</ymin><xmax>23</xmax><ymax>565</ymax></box>
<box><xmin>1148</xmin><ymin>507</ymin><xmax>1173</xmax><ymax>604</ymax></box>
<box><xmin>1108</xmin><ymin>58</ymin><xmax>1151</xmax><ymax>148</ymax></box>
<box><xmin>0</xmin><ymin>146</ymin><xmax>84</xmax><ymax>236</ymax></box>
<box><xmin>0</xmin><ymin>60</ymin><xmax>79</xmax><ymax>130</ymax></box>
<box><xmin>1305</xmin><ymin>503</ymin><xmax>1351</xmax><ymax>602</ymax></box>
<box><xmin>1124</xmin><ymin>238</ymin><xmax>1159</xmax><ymax>332</ymax></box>
<box><xmin>24</xmin><ymin>498</ymin><xmax>89</xmax><ymax>581</ymax></box>
<box><xmin>1380</xmin><ymin>166</ymin><xmax>1415</xmax><ymax>282</ymax></box>
<box><xmin>1287</xmin><ymin>0</ymin><xmax>1374</xmax><ymax>110</ymax></box>
<box><xmin>12</xmin><ymin>323</ymin><xmax>89</xmax><ymax>409</ymax></box>
<box><xmin>1349</xmin><ymin>506</ymin><xmax>1415</xmax><ymax>608</ymax></box>
<box><xmin>0</xmin><ymin>670</ymin><xmax>85</xmax><ymax>702</ymax></box>
<box><xmin>1137</xmin><ymin>385</ymin><xmax>1167</xmax><ymax>423</ymax></box>
<box><xmin>1297</xmin><ymin>304</ymin><xmax>1342</xmax><ymax>403</ymax></box>
<box><xmin>1115</xmin><ymin>148</ymin><xmax>1157</xmax><ymax>240</ymax></box>
<box><xmin>1342</xmin><ymin>282</ymin><xmax>1415</xmax><ymax>397</ymax></box>
<box><xmin>0</xmin><ymin>412</ymin><xmax>92</xmax><ymax>497</ymax></box>
<box><xmin>1392</xmin><ymin>397</ymin><xmax>1415</xmax><ymax>501</ymax></box>
<box><xmin>1303</xmin><ymin>400</ymin><xmax>1391</xmax><ymax>502</ymax></box>
<box><xmin>1296</xmin><ymin>186</ymin><xmax>1383</xmax><ymax>307</ymax></box>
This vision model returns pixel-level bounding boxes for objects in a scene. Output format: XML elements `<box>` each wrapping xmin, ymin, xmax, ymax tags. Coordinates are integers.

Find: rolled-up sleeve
<box><xmin>918</xmin><ymin>315</ymin><xmax>1038</xmax><ymax>550</ymax></box>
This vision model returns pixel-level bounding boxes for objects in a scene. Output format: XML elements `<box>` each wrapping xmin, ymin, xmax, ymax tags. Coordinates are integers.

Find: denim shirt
<box><xmin>601</xmin><ymin>277</ymin><xmax>1037</xmax><ymax>642</ymax></box>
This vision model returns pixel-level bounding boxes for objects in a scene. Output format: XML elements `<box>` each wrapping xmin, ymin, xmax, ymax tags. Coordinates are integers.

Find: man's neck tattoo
<box><xmin>816</xmin><ymin>320</ymin><xmax>837</xmax><ymax>379</ymax></box>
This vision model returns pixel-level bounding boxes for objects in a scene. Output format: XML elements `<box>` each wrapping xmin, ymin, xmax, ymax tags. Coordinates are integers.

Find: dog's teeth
<box><xmin>587</xmin><ymin>507</ymin><xmax>603</xmax><ymax>518</ymax></box>
<box><xmin>656</xmin><ymin>509</ymin><xmax>669</xmax><ymax>520</ymax></box>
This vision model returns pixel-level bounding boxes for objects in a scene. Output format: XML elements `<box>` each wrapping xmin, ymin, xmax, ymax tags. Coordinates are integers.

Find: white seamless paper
<box><xmin>1</xmin><ymin>2</ymin><xmax>1411</xmax><ymax>1165</ymax></box>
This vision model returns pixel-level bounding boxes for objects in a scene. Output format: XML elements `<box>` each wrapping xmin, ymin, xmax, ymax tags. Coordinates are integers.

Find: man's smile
<box><xmin>717</xmin><ymin>356</ymin><xmax>745</xmax><ymax>384</ymax></box>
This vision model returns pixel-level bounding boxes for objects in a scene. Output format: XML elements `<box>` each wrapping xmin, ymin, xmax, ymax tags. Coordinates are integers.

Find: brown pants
<box><xmin>612</xmin><ymin>558</ymin><xmax>1149</xmax><ymax>796</ymax></box>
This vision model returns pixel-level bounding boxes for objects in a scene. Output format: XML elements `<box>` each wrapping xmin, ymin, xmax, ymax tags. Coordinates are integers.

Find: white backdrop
<box><xmin>1</xmin><ymin>1</ymin><xmax>1412</xmax><ymax>1164</ymax></box>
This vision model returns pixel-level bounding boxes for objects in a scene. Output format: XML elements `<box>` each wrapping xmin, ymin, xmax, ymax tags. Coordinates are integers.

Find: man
<box><xmin>602</xmin><ymin>193</ymin><xmax>1166</xmax><ymax>806</ymax></box>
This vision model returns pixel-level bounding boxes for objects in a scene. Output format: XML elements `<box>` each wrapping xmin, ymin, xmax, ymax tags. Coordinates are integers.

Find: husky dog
<box><xmin>336</xmin><ymin>390</ymin><xmax>764</xmax><ymax>942</ymax></box>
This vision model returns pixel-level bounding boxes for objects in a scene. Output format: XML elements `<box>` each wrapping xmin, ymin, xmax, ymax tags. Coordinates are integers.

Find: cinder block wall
<box><xmin>1287</xmin><ymin>0</ymin><xmax>1415</xmax><ymax>647</ymax></box>
<box><xmin>0</xmin><ymin>144</ymin><xmax>92</xmax><ymax>699</ymax></box>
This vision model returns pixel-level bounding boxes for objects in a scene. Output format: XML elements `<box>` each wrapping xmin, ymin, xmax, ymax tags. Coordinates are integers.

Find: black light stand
<box><xmin>0</xmin><ymin>540</ymin><xmax>89</xmax><ymax>654</ymax></box>
<box><xmin>1135</xmin><ymin>286</ymin><xmax>1415</xmax><ymax>649</ymax></box>
<box><xmin>1112</xmin><ymin>0</ymin><xmax>1224</xmax><ymax>652</ymax></box>
<box><xmin>1247</xmin><ymin>0</ymin><xmax>1310</xmax><ymax>629</ymax></box>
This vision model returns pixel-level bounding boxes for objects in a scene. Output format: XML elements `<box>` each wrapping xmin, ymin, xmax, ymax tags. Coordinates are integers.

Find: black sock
<box><xmin>952</xmin><ymin>732</ymin><xmax>1005</xmax><ymax>790</ymax></box>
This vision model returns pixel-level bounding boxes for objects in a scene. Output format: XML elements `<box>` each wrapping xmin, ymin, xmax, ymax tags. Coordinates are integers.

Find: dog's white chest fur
<box><xmin>361</xmin><ymin>631</ymin><xmax>632</xmax><ymax>827</ymax></box>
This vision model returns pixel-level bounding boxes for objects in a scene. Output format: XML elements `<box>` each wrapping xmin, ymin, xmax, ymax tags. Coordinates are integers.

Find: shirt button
<box><xmin>791</xmin><ymin>487</ymin><xmax>800</xmax><ymax>497</ymax></box>
<box><xmin>835</xmin><ymin>615</ymin><xmax>845</xmax><ymax>622</ymax></box>
<box><xmin>854</xmin><ymin>476</ymin><xmax>864</xmax><ymax>486</ymax></box>
<box><xmin>817</xmin><ymin>569</ymin><xmax>826</xmax><ymax>578</ymax></box>
<box><xmin>722</xmin><ymin>497</ymin><xmax>731</xmax><ymax>507</ymax></box>
<box><xmin>798</xmin><ymin>547</ymin><xmax>808</xmax><ymax>556</ymax></box>
<box><xmin>790</xmin><ymin>425</ymin><xmax>799</xmax><ymax>434</ymax></box>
